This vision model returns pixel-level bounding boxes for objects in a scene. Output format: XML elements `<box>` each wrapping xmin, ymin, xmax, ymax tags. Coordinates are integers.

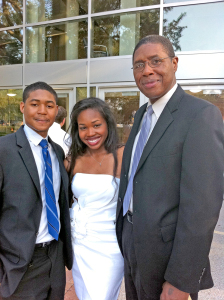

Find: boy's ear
<box><xmin>20</xmin><ymin>102</ymin><xmax>25</xmax><ymax>114</ymax></box>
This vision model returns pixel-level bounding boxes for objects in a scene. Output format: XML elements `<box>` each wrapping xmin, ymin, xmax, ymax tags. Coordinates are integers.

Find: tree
<box><xmin>0</xmin><ymin>0</ymin><xmax>23</xmax><ymax>65</ymax></box>
<box><xmin>163</xmin><ymin>9</ymin><xmax>187</xmax><ymax>51</ymax></box>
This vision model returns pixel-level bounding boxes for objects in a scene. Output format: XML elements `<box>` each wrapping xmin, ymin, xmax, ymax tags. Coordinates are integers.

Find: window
<box><xmin>0</xmin><ymin>0</ymin><xmax>23</xmax><ymax>27</ymax></box>
<box><xmin>164</xmin><ymin>2</ymin><xmax>224</xmax><ymax>51</ymax></box>
<box><xmin>26</xmin><ymin>0</ymin><xmax>88</xmax><ymax>23</ymax></box>
<box><xmin>0</xmin><ymin>29</ymin><xmax>23</xmax><ymax>65</ymax></box>
<box><xmin>0</xmin><ymin>89</ymin><xmax>23</xmax><ymax>136</ymax></box>
<box><xmin>26</xmin><ymin>19</ymin><xmax>88</xmax><ymax>63</ymax></box>
<box><xmin>92</xmin><ymin>9</ymin><xmax>159</xmax><ymax>57</ymax></box>
<box><xmin>92</xmin><ymin>0</ymin><xmax>159</xmax><ymax>13</ymax></box>
<box><xmin>185</xmin><ymin>88</ymin><xmax>224</xmax><ymax>118</ymax></box>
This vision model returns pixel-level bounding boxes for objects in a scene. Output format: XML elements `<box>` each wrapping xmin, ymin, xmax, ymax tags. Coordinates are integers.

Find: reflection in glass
<box><xmin>185</xmin><ymin>89</ymin><xmax>224</xmax><ymax>118</ymax></box>
<box><xmin>26</xmin><ymin>20</ymin><xmax>88</xmax><ymax>63</ymax></box>
<box><xmin>0</xmin><ymin>89</ymin><xmax>23</xmax><ymax>136</ymax></box>
<box><xmin>92</xmin><ymin>0</ymin><xmax>159</xmax><ymax>13</ymax></box>
<box><xmin>164</xmin><ymin>2</ymin><xmax>224</xmax><ymax>51</ymax></box>
<box><xmin>105</xmin><ymin>91</ymin><xmax>140</xmax><ymax>144</ymax></box>
<box><xmin>76</xmin><ymin>87</ymin><xmax>87</xmax><ymax>102</ymax></box>
<box><xmin>26</xmin><ymin>0</ymin><xmax>88</xmax><ymax>23</ymax></box>
<box><xmin>0</xmin><ymin>29</ymin><xmax>23</xmax><ymax>65</ymax></box>
<box><xmin>0</xmin><ymin>0</ymin><xmax>23</xmax><ymax>27</ymax></box>
<box><xmin>92</xmin><ymin>9</ymin><xmax>159</xmax><ymax>58</ymax></box>
<box><xmin>56</xmin><ymin>93</ymin><xmax>70</xmax><ymax>130</ymax></box>
<box><xmin>90</xmin><ymin>87</ymin><xmax>96</xmax><ymax>98</ymax></box>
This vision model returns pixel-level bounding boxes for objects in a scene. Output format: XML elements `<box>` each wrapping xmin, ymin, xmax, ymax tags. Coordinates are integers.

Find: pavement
<box><xmin>64</xmin><ymin>270</ymin><xmax>125</xmax><ymax>300</ymax></box>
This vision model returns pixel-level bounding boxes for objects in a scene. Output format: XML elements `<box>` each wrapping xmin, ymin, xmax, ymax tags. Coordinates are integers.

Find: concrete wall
<box><xmin>0</xmin><ymin>52</ymin><xmax>224</xmax><ymax>87</ymax></box>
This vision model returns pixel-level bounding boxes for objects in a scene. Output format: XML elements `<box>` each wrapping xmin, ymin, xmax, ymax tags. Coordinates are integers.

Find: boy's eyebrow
<box><xmin>30</xmin><ymin>99</ymin><xmax>55</xmax><ymax>104</ymax></box>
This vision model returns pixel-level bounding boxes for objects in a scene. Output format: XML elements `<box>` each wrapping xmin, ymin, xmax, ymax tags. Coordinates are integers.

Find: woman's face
<box><xmin>77</xmin><ymin>108</ymin><xmax>108</xmax><ymax>151</ymax></box>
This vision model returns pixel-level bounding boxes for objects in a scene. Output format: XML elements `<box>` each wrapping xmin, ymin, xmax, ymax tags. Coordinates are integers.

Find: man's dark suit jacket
<box><xmin>0</xmin><ymin>126</ymin><xmax>73</xmax><ymax>298</ymax></box>
<box><xmin>116</xmin><ymin>85</ymin><xmax>224</xmax><ymax>296</ymax></box>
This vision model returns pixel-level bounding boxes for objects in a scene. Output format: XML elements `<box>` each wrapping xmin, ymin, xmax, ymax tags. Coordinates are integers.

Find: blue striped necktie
<box><xmin>123</xmin><ymin>105</ymin><xmax>154</xmax><ymax>216</ymax></box>
<box><xmin>39</xmin><ymin>139</ymin><xmax>59</xmax><ymax>240</ymax></box>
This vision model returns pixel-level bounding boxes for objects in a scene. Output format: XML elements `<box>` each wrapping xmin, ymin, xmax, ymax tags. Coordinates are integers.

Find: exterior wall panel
<box><xmin>0</xmin><ymin>65</ymin><xmax>23</xmax><ymax>87</ymax></box>
<box><xmin>24</xmin><ymin>60</ymin><xmax>87</xmax><ymax>85</ymax></box>
<box><xmin>176</xmin><ymin>53</ymin><xmax>224</xmax><ymax>80</ymax></box>
<box><xmin>90</xmin><ymin>57</ymin><xmax>134</xmax><ymax>83</ymax></box>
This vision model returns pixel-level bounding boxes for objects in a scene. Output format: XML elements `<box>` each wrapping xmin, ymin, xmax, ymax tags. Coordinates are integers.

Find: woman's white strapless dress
<box><xmin>70</xmin><ymin>173</ymin><xmax>124</xmax><ymax>300</ymax></box>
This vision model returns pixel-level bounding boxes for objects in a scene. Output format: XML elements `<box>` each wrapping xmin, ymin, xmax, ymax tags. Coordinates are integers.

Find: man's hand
<box><xmin>160</xmin><ymin>281</ymin><xmax>190</xmax><ymax>300</ymax></box>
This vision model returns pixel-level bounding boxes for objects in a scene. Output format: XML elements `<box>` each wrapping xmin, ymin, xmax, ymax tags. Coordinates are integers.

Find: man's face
<box><xmin>20</xmin><ymin>89</ymin><xmax>58</xmax><ymax>138</ymax></box>
<box><xmin>133</xmin><ymin>43</ymin><xmax>178</xmax><ymax>104</ymax></box>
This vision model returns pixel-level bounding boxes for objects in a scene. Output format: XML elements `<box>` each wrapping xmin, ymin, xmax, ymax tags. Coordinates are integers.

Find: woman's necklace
<box><xmin>89</xmin><ymin>151</ymin><xmax>106</xmax><ymax>166</ymax></box>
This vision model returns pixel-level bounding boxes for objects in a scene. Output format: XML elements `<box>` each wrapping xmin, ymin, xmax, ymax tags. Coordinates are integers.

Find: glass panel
<box><xmin>26</xmin><ymin>0</ymin><xmax>88</xmax><ymax>23</ymax></box>
<box><xmin>26</xmin><ymin>20</ymin><xmax>88</xmax><ymax>63</ymax></box>
<box><xmin>56</xmin><ymin>92</ymin><xmax>70</xmax><ymax>130</ymax></box>
<box><xmin>90</xmin><ymin>87</ymin><xmax>96</xmax><ymax>98</ymax></box>
<box><xmin>0</xmin><ymin>29</ymin><xmax>23</xmax><ymax>65</ymax></box>
<box><xmin>92</xmin><ymin>0</ymin><xmax>159</xmax><ymax>13</ymax></box>
<box><xmin>163</xmin><ymin>2</ymin><xmax>224</xmax><ymax>51</ymax></box>
<box><xmin>76</xmin><ymin>87</ymin><xmax>87</xmax><ymax>102</ymax></box>
<box><xmin>0</xmin><ymin>89</ymin><xmax>23</xmax><ymax>136</ymax></box>
<box><xmin>92</xmin><ymin>9</ymin><xmax>159</xmax><ymax>57</ymax></box>
<box><xmin>105</xmin><ymin>91</ymin><xmax>140</xmax><ymax>144</ymax></box>
<box><xmin>0</xmin><ymin>0</ymin><xmax>23</xmax><ymax>27</ymax></box>
<box><xmin>185</xmin><ymin>89</ymin><xmax>224</xmax><ymax>118</ymax></box>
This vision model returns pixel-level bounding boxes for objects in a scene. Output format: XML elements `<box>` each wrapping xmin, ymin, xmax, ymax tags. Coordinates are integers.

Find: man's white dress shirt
<box><xmin>24</xmin><ymin>124</ymin><xmax>61</xmax><ymax>243</ymax></box>
<box><xmin>128</xmin><ymin>83</ymin><xmax>178</xmax><ymax>212</ymax></box>
<box><xmin>48</xmin><ymin>122</ymin><xmax>71</xmax><ymax>156</ymax></box>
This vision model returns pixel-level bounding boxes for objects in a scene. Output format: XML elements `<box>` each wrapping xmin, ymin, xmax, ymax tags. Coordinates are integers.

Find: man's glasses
<box><xmin>132</xmin><ymin>56</ymin><xmax>174</xmax><ymax>72</ymax></box>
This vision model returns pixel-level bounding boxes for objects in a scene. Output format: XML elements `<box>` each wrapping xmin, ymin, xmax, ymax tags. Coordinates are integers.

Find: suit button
<box><xmin>36</xmin><ymin>231</ymin><xmax>39</xmax><ymax>236</ymax></box>
<box><xmin>118</xmin><ymin>197</ymin><xmax>121</xmax><ymax>202</ymax></box>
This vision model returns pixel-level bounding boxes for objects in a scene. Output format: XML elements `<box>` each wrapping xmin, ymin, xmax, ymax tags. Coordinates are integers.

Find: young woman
<box><xmin>64</xmin><ymin>98</ymin><xmax>124</xmax><ymax>300</ymax></box>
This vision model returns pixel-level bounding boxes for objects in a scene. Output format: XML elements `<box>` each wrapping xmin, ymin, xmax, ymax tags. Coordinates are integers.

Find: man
<box><xmin>0</xmin><ymin>82</ymin><xmax>72</xmax><ymax>299</ymax></box>
<box><xmin>48</xmin><ymin>106</ymin><xmax>71</xmax><ymax>155</ymax></box>
<box><xmin>116</xmin><ymin>35</ymin><xmax>224</xmax><ymax>300</ymax></box>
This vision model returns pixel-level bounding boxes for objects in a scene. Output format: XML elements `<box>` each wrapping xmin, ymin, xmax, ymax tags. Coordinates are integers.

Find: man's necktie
<box><xmin>39</xmin><ymin>139</ymin><xmax>59</xmax><ymax>240</ymax></box>
<box><xmin>123</xmin><ymin>105</ymin><xmax>153</xmax><ymax>216</ymax></box>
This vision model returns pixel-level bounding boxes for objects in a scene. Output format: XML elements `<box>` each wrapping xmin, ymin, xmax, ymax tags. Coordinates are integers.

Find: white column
<box><xmin>66</xmin><ymin>0</ymin><xmax>79</xmax><ymax>60</ymax></box>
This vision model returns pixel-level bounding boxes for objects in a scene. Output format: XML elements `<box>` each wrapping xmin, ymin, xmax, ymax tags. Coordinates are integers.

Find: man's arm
<box><xmin>163</xmin><ymin>104</ymin><xmax>224</xmax><ymax>296</ymax></box>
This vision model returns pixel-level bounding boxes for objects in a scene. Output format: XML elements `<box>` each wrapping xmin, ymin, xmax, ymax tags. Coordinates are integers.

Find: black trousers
<box><xmin>2</xmin><ymin>239</ymin><xmax>66</xmax><ymax>300</ymax></box>
<box><xmin>122</xmin><ymin>216</ymin><xmax>198</xmax><ymax>300</ymax></box>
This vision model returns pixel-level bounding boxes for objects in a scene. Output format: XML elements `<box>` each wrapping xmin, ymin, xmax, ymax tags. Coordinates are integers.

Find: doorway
<box><xmin>99</xmin><ymin>87</ymin><xmax>147</xmax><ymax>144</ymax></box>
<box><xmin>55</xmin><ymin>89</ymin><xmax>74</xmax><ymax>131</ymax></box>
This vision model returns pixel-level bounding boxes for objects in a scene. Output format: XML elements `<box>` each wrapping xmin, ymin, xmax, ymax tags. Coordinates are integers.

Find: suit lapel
<box><xmin>122</xmin><ymin>103</ymin><xmax>147</xmax><ymax>176</ymax></box>
<box><xmin>136</xmin><ymin>106</ymin><xmax>173</xmax><ymax>173</ymax></box>
<box><xmin>16</xmin><ymin>126</ymin><xmax>41</xmax><ymax>197</ymax></box>
<box><xmin>135</xmin><ymin>85</ymin><xmax>184</xmax><ymax>174</ymax></box>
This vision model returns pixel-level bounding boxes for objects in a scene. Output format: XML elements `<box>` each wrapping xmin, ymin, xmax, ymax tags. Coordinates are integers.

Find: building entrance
<box><xmin>55</xmin><ymin>89</ymin><xmax>74</xmax><ymax>131</ymax></box>
<box><xmin>99</xmin><ymin>87</ymin><xmax>147</xmax><ymax>144</ymax></box>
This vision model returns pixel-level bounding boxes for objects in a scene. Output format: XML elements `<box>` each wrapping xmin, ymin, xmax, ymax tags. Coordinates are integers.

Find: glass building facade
<box><xmin>0</xmin><ymin>0</ymin><xmax>224</xmax><ymax>139</ymax></box>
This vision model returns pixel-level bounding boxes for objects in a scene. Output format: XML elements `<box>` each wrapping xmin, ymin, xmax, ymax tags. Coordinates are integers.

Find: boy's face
<box><xmin>20</xmin><ymin>89</ymin><xmax>58</xmax><ymax>138</ymax></box>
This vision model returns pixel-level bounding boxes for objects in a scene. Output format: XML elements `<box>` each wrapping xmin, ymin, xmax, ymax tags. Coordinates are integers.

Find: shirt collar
<box><xmin>51</xmin><ymin>122</ymin><xmax>61</xmax><ymax>129</ymax></box>
<box><xmin>148</xmin><ymin>83</ymin><xmax>178</xmax><ymax>120</ymax></box>
<box><xmin>24</xmin><ymin>124</ymin><xmax>48</xmax><ymax>147</ymax></box>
